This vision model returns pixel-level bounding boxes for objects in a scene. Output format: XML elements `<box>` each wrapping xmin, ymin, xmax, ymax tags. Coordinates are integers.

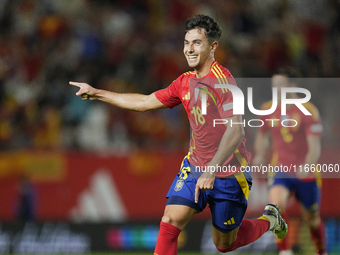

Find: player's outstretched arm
<box><xmin>69</xmin><ymin>82</ymin><xmax>167</xmax><ymax>112</ymax></box>
<box><xmin>252</xmin><ymin>130</ymin><xmax>271</xmax><ymax>166</ymax></box>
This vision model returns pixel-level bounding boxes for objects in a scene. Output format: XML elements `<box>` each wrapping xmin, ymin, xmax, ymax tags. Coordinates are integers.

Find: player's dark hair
<box><xmin>273</xmin><ymin>66</ymin><xmax>302</xmax><ymax>84</ymax></box>
<box><xmin>185</xmin><ymin>14</ymin><xmax>222</xmax><ymax>42</ymax></box>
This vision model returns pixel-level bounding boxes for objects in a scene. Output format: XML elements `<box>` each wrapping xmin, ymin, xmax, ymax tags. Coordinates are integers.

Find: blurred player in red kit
<box><xmin>253</xmin><ymin>67</ymin><xmax>327</xmax><ymax>255</ymax></box>
<box><xmin>70</xmin><ymin>14</ymin><xmax>287</xmax><ymax>254</ymax></box>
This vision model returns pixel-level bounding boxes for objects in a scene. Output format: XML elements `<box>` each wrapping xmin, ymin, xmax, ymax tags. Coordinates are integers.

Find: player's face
<box><xmin>272</xmin><ymin>74</ymin><xmax>295</xmax><ymax>99</ymax></box>
<box><xmin>184</xmin><ymin>28</ymin><xmax>216</xmax><ymax>69</ymax></box>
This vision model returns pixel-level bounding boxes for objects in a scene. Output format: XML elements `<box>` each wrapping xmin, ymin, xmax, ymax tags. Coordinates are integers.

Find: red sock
<box><xmin>216</xmin><ymin>218</ymin><xmax>270</xmax><ymax>253</ymax></box>
<box><xmin>154</xmin><ymin>222</ymin><xmax>181</xmax><ymax>255</ymax></box>
<box><xmin>310</xmin><ymin>221</ymin><xmax>327</xmax><ymax>255</ymax></box>
<box><xmin>277</xmin><ymin>212</ymin><xmax>289</xmax><ymax>251</ymax></box>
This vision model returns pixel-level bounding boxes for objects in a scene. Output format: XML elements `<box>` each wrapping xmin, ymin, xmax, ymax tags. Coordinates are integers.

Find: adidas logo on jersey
<box><xmin>182</xmin><ymin>92</ymin><xmax>190</xmax><ymax>100</ymax></box>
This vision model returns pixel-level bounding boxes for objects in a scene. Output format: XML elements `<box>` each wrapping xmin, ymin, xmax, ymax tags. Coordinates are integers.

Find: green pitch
<box><xmin>86</xmin><ymin>253</ymin><xmax>278</xmax><ymax>255</ymax></box>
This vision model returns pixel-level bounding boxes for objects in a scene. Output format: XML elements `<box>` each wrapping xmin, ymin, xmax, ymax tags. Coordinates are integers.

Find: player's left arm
<box><xmin>303</xmin><ymin>103</ymin><xmax>322</xmax><ymax>165</ymax></box>
<box><xmin>195</xmin><ymin>114</ymin><xmax>244</xmax><ymax>203</ymax></box>
<box><xmin>305</xmin><ymin>134</ymin><xmax>321</xmax><ymax>165</ymax></box>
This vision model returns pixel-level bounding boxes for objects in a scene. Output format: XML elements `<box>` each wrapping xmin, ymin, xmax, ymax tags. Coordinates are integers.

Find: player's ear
<box><xmin>211</xmin><ymin>41</ymin><xmax>218</xmax><ymax>53</ymax></box>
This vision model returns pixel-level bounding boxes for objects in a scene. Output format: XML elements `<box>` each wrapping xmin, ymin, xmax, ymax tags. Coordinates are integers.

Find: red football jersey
<box><xmin>259</xmin><ymin>100</ymin><xmax>323</xmax><ymax>179</ymax></box>
<box><xmin>155</xmin><ymin>61</ymin><xmax>251</xmax><ymax>177</ymax></box>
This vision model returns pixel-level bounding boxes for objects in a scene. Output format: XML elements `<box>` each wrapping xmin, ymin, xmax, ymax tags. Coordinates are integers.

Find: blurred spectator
<box><xmin>0</xmin><ymin>0</ymin><xmax>338</xmax><ymax>152</ymax></box>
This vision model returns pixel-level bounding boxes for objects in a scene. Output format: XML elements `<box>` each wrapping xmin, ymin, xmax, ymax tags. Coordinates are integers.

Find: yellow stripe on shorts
<box><xmin>234</xmin><ymin>149</ymin><xmax>250</xmax><ymax>200</ymax></box>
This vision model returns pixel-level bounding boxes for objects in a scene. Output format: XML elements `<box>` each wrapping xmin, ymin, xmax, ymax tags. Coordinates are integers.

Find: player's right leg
<box><xmin>154</xmin><ymin>204</ymin><xmax>196</xmax><ymax>255</ymax></box>
<box><xmin>154</xmin><ymin>156</ymin><xmax>207</xmax><ymax>255</ymax></box>
<box><xmin>268</xmin><ymin>174</ymin><xmax>293</xmax><ymax>255</ymax></box>
<box><xmin>161</xmin><ymin>204</ymin><xmax>196</xmax><ymax>229</ymax></box>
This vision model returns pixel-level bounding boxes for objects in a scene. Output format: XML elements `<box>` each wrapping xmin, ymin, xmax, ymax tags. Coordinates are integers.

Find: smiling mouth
<box><xmin>188</xmin><ymin>56</ymin><xmax>198</xmax><ymax>60</ymax></box>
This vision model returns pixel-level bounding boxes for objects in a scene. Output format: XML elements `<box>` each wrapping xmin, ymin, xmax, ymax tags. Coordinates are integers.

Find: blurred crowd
<box><xmin>0</xmin><ymin>0</ymin><xmax>339</xmax><ymax>152</ymax></box>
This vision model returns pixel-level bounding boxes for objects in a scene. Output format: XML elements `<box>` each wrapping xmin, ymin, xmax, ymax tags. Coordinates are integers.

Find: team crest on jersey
<box><xmin>174</xmin><ymin>180</ymin><xmax>184</xmax><ymax>191</ymax></box>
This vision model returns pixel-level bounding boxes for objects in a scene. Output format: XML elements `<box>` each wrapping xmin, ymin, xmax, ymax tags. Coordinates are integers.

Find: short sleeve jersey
<box><xmin>155</xmin><ymin>61</ymin><xmax>251</xmax><ymax>177</ymax></box>
<box><xmin>259</xmin><ymin>100</ymin><xmax>323</xmax><ymax>179</ymax></box>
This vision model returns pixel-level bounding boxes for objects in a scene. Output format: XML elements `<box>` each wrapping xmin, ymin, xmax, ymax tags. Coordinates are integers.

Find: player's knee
<box><xmin>161</xmin><ymin>215</ymin><xmax>172</xmax><ymax>224</ymax></box>
<box><xmin>161</xmin><ymin>215</ymin><xmax>184</xmax><ymax>229</ymax></box>
<box><xmin>307</xmin><ymin>213</ymin><xmax>321</xmax><ymax>229</ymax></box>
<box><xmin>161</xmin><ymin>215</ymin><xmax>181</xmax><ymax>225</ymax></box>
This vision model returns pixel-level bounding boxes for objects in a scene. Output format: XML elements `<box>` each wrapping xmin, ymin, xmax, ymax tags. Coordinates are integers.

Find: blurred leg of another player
<box><xmin>269</xmin><ymin>177</ymin><xmax>327</xmax><ymax>255</ymax></box>
<box><xmin>269</xmin><ymin>183</ymin><xmax>292</xmax><ymax>255</ymax></box>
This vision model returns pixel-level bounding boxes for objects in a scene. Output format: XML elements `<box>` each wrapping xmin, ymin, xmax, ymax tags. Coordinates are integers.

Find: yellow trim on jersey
<box><xmin>209</xmin><ymin>62</ymin><xmax>229</xmax><ymax>84</ymax></box>
<box><xmin>211</xmin><ymin>61</ymin><xmax>218</xmax><ymax>69</ymax></box>
<box><xmin>234</xmin><ymin>149</ymin><xmax>250</xmax><ymax>200</ymax></box>
<box><xmin>211</xmin><ymin>68</ymin><xmax>223</xmax><ymax>84</ymax></box>
<box><xmin>302</xmin><ymin>101</ymin><xmax>320</xmax><ymax>122</ymax></box>
<box><xmin>212</xmin><ymin>67</ymin><xmax>227</xmax><ymax>84</ymax></box>
<box><xmin>214</xmin><ymin>65</ymin><xmax>229</xmax><ymax>85</ymax></box>
<box><xmin>212</xmin><ymin>66</ymin><xmax>225</xmax><ymax>80</ymax></box>
<box><xmin>183</xmin><ymin>71</ymin><xmax>194</xmax><ymax>75</ymax></box>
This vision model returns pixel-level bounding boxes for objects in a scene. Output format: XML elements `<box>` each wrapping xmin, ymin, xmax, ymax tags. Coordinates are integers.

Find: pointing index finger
<box><xmin>69</xmin><ymin>81</ymin><xmax>82</xmax><ymax>87</ymax></box>
<box><xmin>195</xmin><ymin>184</ymin><xmax>199</xmax><ymax>203</ymax></box>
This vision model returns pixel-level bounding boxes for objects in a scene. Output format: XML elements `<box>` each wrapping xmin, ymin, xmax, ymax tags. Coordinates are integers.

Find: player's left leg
<box><xmin>212</xmin><ymin>203</ymin><xmax>287</xmax><ymax>252</ymax></box>
<box><xmin>207</xmin><ymin>174</ymin><xmax>285</xmax><ymax>252</ymax></box>
<box><xmin>295</xmin><ymin>179</ymin><xmax>327</xmax><ymax>255</ymax></box>
<box><xmin>212</xmin><ymin>217</ymin><xmax>271</xmax><ymax>252</ymax></box>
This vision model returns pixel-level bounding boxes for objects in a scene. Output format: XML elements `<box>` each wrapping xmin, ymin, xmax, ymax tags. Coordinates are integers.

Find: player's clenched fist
<box><xmin>69</xmin><ymin>82</ymin><xmax>99</xmax><ymax>100</ymax></box>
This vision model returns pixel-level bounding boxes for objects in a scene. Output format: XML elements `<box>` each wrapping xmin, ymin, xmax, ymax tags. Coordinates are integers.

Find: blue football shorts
<box><xmin>269</xmin><ymin>171</ymin><xmax>321</xmax><ymax>212</ymax></box>
<box><xmin>166</xmin><ymin>156</ymin><xmax>252</xmax><ymax>233</ymax></box>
